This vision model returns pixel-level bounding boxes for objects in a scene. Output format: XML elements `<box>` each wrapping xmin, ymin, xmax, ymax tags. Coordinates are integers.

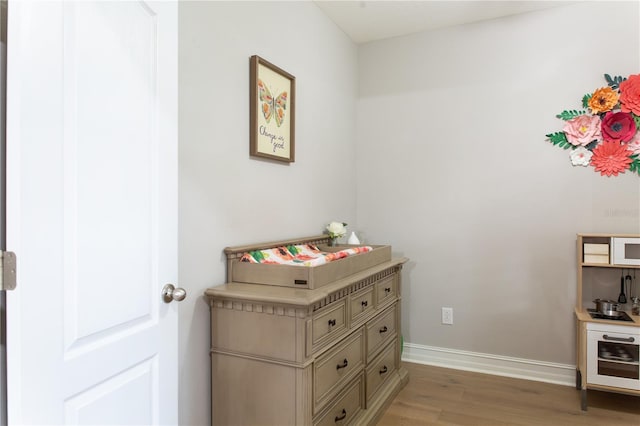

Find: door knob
<box><xmin>162</xmin><ymin>284</ymin><xmax>187</xmax><ymax>303</ymax></box>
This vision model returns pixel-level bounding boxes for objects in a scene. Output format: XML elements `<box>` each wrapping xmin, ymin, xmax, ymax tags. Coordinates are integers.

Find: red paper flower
<box><xmin>619</xmin><ymin>74</ymin><xmax>640</xmax><ymax>115</ymax></box>
<box><xmin>590</xmin><ymin>140</ymin><xmax>633</xmax><ymax>176</ymax></box>
<box><xmin>601</xmin><ymin>111</ymin><xmax>637</xmax><ymax>142</ymax></box>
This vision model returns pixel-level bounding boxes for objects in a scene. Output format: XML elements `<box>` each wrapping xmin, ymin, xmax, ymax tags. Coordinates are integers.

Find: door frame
<box><xmin>0</xmin><ymin>0</ymin><xmax>9</xmax><ymax>424</ymax></box>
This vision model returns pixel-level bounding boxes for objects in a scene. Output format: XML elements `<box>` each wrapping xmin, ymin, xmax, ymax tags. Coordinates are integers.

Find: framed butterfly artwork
<box><xmin>250</xmin><ymin>55</ymin><xmax>296</xmax><ymax>163</ymax></box>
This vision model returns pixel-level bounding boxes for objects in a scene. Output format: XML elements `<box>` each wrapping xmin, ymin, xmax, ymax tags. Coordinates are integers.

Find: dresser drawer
<box><xmin>366</xmin><ymin>339</ymin><xmax>397</xmax><ymax>402</ymax></box>
<box><xmin>375</xmin><ymin>276</ymin><xmax>396</xmax><ymax>307</ymax></box>
<box><xmin>308</xmin><ymin>301</ymin><xmax>347</xmax><ymax>356</ymax></box>
<box><xmin>313</xmin><ymin>373</ymin><xmax>364</xmax><ymax>426</ymax></box>
<box><xmin>314</xmin><ymin>328</ymin><xmax>364</xmax><ymax>414</ymax></box>
<box><xmin>349</xmin><ymin>286</ymin><xmax>374</xmax><ymax>325</ymax></box>
<box><xmin>366</xmin><ymin>304</ymin><xmax>396</xmax><ymax>360</ymax></box>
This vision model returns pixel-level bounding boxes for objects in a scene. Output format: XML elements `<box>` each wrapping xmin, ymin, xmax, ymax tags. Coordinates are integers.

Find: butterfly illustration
<box><xmin>257</xmin><ymin>79</ymin><xmax>288</xmax><ymax>127</ymax></box>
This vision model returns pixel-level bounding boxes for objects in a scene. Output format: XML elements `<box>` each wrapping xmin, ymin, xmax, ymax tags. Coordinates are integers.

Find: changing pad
<box><xmin>239</xmin><ymin>244</ymin><xmax>374</xmax><ymax>267</ymax></box>
<box><xmin>224</xmin><ymin>235</ymin><xmax>392</xmax><ymax>289</ymax></box>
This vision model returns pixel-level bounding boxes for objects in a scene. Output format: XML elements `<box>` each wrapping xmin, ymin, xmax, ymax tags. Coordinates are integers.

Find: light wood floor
<box><xmin>377</xmin><ymin>362</ymin><xmax>640</xmax><ymax>426</ymax></box>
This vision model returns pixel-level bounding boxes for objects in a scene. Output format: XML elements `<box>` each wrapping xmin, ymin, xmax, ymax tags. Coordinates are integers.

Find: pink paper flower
<box><xmin>562</xmin><ymin>115</ymin><xmax>602</xmax><ymax>146</ymax></box>
<box><xmin>625</xmin><ymin>132</ymin><xmax>640</xmax><ymax>155</ymax></box>
<box><xmin>601</xmin><ymin>111</ymin><xmax>637</xmax><ymax>142</ymax></box>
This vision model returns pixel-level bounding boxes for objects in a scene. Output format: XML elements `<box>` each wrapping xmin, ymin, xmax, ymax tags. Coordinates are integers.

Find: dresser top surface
<box><xmin>205</xmin><ymin>257</ymin><xmax>408</xmax><ymax>306</ymax></box>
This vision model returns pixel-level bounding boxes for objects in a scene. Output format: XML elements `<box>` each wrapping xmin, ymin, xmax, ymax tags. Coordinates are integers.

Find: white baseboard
<box><xmin>402</xmin><ymin>342</ymin><xmax>575</xmax><ymax>387</ymax></box>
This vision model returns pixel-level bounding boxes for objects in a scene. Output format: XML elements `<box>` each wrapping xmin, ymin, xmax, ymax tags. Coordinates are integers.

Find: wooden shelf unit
<box><xmin>575</xmin><ymin>233</ymin><xmax>640</xmax><ymax>412</ymax></box>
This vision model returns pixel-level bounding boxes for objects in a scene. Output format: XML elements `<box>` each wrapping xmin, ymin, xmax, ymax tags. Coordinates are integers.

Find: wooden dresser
<box><xmin>205</xmin><ymin>240</ymin><xmax>408</xmax><ymax>426</ymax></box>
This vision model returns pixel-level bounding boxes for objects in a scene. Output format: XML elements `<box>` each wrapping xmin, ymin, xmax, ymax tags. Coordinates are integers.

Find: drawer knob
<box><xmin>379</xmin><ymin>365</ymin><xmax>388</xmax><ymax>375</ymax></box>
<box><xmin>384</xmin><ymin>287</ymin><xmax>391</xmax><ymax>293</ymax></box>
<box><xmin>336</xmin><ymin>358</ymin><xmax>349</xmax><ymax>370</ymax></box>
<box><xmin>328</xmin><ymin>318</ymin><xmax>336</xmax><ymax>327</ymax></box>
<box><xmin>379</xmin><ymin>325</ymin><xmax>388</xmax><ymax>333</ymax></box>
<box><xmin>361</xmin><ymin>300</ymin><xmax>368</xmax><ymax>308</ymax></box>
<box><xmin>334</xmin><ymin>408</ymin><xmax>347</xmax><ymax>422</ymax></box>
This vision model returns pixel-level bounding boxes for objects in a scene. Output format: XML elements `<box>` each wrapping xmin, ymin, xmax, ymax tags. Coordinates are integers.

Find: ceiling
<box><xmin>313</xmin><ymin>1</ymin><xmax>578</xmax><ymax>44</ymax></box>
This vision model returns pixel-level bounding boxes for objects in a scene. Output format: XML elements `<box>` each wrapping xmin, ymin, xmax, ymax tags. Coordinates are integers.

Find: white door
<box><xmin>5</xmin><ymin>1</ymin><xmax>179</xmax><ymax>424</ymax></box>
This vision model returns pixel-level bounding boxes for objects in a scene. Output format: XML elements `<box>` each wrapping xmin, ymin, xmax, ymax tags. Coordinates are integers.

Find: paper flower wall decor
<box><xmin>546</xmin><ymin>73</ymin><xmax>640</xmax><ymax>177</ymax></box>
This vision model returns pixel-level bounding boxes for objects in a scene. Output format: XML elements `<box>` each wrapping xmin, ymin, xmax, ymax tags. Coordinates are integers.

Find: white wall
<box><xmin>179</xmin><ymin>1</ymin><xmax>640</xmax><ymax>423</ymax></box>
<box><xmin>178</xmin><ymin>2</ymin><xmax>357</xmax><ymax>424</ymax></box>
<box><xmin>357</xmin><ymin>1</ymin><xmax>640</xmax><ymax>365</ymax></box>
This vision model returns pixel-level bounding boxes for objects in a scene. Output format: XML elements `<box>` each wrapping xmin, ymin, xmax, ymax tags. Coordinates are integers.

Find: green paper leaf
<box><xmin>546</xmin><ymin>132</ymin><xmax>566</xmax><ymax>143</ymax></box>
<box><xmin>546</xmin><ymin>132</ymin><xmax>573</xmax><ymax>150</ymax></box>
<box><xmin>582</xmin><ymin>94</ymin><xmax>592</xmax><ymax>109</ymax></box>
<box><xmin>604</xmin><ymin>74</ymin><xmax>626</xmax><ymax>90</ymax></box>
<box><xmin>633</xmin><ymin>114</ymin><xmax>640</xmax><ymax>129</ymax></box>
<box><xmin>556</xmin><ymin>110</ymin><xmax>587</xmax><ymax>121</ymax></box>
<box><xmin>630</xmin><ymin>155</ymin><xmax>640</xmax><ymax>176</ymax></box>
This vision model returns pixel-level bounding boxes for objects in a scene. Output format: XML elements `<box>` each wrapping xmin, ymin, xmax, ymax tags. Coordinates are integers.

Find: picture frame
<box><xmin>250</xmin><ymin>55</ymin><xmax>296</xmax><ymax>163</ymax></box>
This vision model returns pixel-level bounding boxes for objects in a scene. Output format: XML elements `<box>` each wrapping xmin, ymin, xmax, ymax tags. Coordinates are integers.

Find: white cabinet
<box><xmin>586</xmin><ymin>322</ymin><xmax>639</xmax><ymax>390</ymax></box>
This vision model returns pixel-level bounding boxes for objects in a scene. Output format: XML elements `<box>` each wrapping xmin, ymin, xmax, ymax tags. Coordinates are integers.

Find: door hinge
<box><xmin>0</xmin><ymin>251</ymin><xmax>17</xmax><ymax>291</ymax></box>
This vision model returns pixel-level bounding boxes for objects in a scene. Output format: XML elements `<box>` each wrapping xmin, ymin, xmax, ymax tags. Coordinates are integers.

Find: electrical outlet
<box><xmin>442</xmin><ymin>307</ymin><xmax>453</xmax><ymax>325</ymax></box>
